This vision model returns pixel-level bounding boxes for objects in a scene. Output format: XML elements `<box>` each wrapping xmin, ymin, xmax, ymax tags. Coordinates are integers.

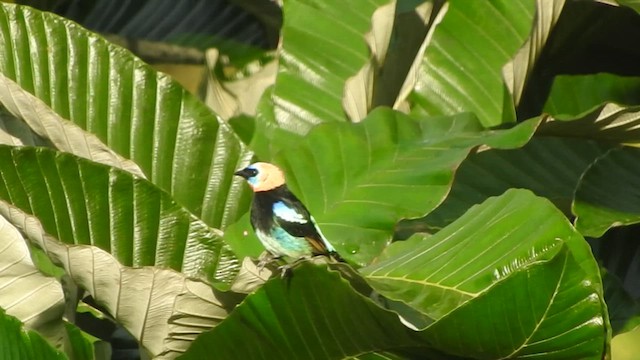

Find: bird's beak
<box><xmin>234</xmin><ymin>168</ymin><xmax>251</xmax><ymax>179</ymax></box>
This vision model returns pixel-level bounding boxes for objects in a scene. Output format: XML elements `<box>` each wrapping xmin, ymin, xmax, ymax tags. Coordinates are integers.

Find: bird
<box><xmin>234</xmin><ymin>162</ymin><xmax>344</xmax><ymax>272</ymax></box>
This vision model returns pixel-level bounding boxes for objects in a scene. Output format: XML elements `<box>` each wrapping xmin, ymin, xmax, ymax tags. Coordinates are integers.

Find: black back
<box><xmin>251</xmin><ymin>185</ymin><xmax>329</xmax><ymax>255</ymax></box>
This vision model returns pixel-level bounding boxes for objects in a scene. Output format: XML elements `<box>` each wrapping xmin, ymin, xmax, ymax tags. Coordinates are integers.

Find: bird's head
<box><xmin>234</xmin><ymin>162</ymin><xmax>286</xmax><ymax>192</ymax></box>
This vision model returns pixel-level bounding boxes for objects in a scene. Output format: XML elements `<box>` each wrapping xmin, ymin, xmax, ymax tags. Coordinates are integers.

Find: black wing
<box><xmin>270</xmin><ymin>192</ymin><xmax>331</xmax><ymax>255</ymax></box>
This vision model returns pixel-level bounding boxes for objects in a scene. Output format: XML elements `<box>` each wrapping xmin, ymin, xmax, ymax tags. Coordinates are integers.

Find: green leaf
<box><xmin>270</xmin><ymin>0</ymin><xmax>391</xmax><ymax>134</ymax></box>
<box><xmin>538</xmin><ymin>103</ymin><xmax>640</xmax><ymax>145</ymax></box>
<box><xmin>421</xmin><ymin>246</ymin><xmax>605</xmax><ymax>359</ymax></box>
<box><xmin>0</xmin><ymin>202</ymin><xmax>244</xmax><ymax>358</ymax></box>
<box><xmin>423</xmin><ymin>137</ymin><xmax>611</xmax><ymax>230</ymax></box>
<box><xmin>410</xmin><ymin>0</ymin><xmax>538</xmax><ymax>126</ymax></box>
<box><xmin>616</xmin><ymin>0</ymin><xmax>640</xmax><ymax>13</ymax></box>
<box><xmin>516</xmin><ymin>1</ymin><xmax>640</xmax><ymax>118</ymax></box>
<box><xmin>234</xmin><ymin>109</ymin><xmax>538</xmax><ymax>265</ymax></box>
<box><xmin>63</xmin><ymin>322</ymin><xmax>99</xmax><ymax>360</ymax></box>
<box><xmin>0</xmin><ymin>145</ymin><xmax>238</xmax><ymax>282</ymax></box>
<box><xmin>421</xmin><ymin>103</ymin><xmax>640</xmax><ymax>232</ymax></box>
<box><xmin>573</xmin><ymin>147</ymin><xmax>640</xmax><ymax>237</ymax></box>
<box><xmin>222</xmin><ymin>211</ymin><xmax>264</xmax><ymax>260</ymax></box>
<box><xmin>0</xmin><ymin>72</ymin><xmax>146</xmax><ymax>178</ymax></box>
<box><xmin>363</xmin><ymin>189</ymin><xmax>607</xmax><ymax>358</ymax></box>
<box><xmin>347</xmin><ymin>352</ymin><xmax>414</xmax><ymax>360</ymax></box>
<box><xmin>0</xmin><ymin>308</ymin><xmax>66</xmax><ymax>360</ymax></box>
<box><xmin>181</xmin><ymin>264</ymin><xmax>429</xmax><ymax>359</ymax></box>
<box><xmin>543</xmin><ymin>73</ymin><xmax>640</xmax><ymax>117</ymax></box>
<box><xmin>0</xmin><ymin>3</ymin><xmax>252</xmax><ymax>229</ymax></box>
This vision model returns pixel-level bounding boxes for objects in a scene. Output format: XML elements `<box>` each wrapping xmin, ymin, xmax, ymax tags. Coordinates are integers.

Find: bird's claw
<box><xmin>278</xmin><ymin>264</ymin><xmax>293</xmax><ymax>278</ymax></box>
<box><xmin>277</xmin><ymin>261</ymin><xmax>302</xmax><ymax>278</ymax></box>
<box><xmin>277</xmin><ymin>256</ymin><xmax>310</xmax><ymax>278</ymax></box>
<box><xmin>256</xmin><ymin>258</ymin><xmax>269</xmax><ymax>273</ymax></box>
<box><xmin>256</xmin><ymin>252</ymin><xmax>278</xmax><ymax>274</ymax></box>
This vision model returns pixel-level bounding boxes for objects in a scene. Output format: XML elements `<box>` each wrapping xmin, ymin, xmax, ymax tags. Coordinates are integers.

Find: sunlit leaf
<box><xmin>0</xmin><ymin>73</ymin><xmax>145</xmax><ymax>177</ymax></box>
<box><xmin>543</xmin><ymin>73</ymin><xmax>640</xmax><ymax>117</ymax></box>
<box><xmin>0</xmin><ymin>145</ymin><xmax>238</xmax><ymax>282</ymax></box>
<box><xmin>410</xmin><ymin>0</ymin><xmax>538</xmax><ymax>126</ymax></box>
<box><xmin>0</xmin><ymin>3</ymin><xmax>252</xmax><ymax>229</ymax></box>
<box><xmin>363</xmin><ymin>189</ymin><xmax>607</xmax><ymax>358</ymax></box>
<box><xmin>343</xmin><ymin>1</ymin><xmax>396</xmax><ymax>121</ymax></box>
<box><xmin>0</xmin><ymin>202</ymin><xmax>244</xmax><ymax>358</ymax></box>
<box><xmin>0</xmin><ymin>213</ymin><xmax>65</xmax><ymax>347</ymax></box>
<box><xmin>230</xmin><ymin>110</ymin><xmax>538</xmax><ymax>265</ymax></box>
<box><xmin>181</xmin><ymin>264</ymin><xmax>430</xmax><ymax>359</ymax></box>
<box><xmin>503</xmin><ymin>0</ymin><xmax>566</xmax><ymax>107</ymax></box>
<box><xmin>270</xmin><ymin>0</ymin><xmax>391</xmax><ymax>134</ymax></box>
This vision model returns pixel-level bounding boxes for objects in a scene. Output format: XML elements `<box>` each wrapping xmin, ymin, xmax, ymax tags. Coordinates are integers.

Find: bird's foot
<box><xmin>277</xmin><ymin>257</ymin><xmax>310</xmax><ymax>278</ymax></box>
<box><xmin>256</xmin><ymin>252</ymin><xmax>279</xmax><ymax>274</ymax></box>
<box><xmin>278</xmin><ymin>264</ymin><xmax>293</xmax><ymax>278</ymax></box>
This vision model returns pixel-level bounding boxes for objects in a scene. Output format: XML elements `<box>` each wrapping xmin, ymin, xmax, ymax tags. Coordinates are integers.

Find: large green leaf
<box><xmin>422</xmin><ymin>137</ymin><xmax>611</xmax><ymax>230</ymax></box>
<box><xmin>270</xmin><ymin>0</ymin><xmax>391</xmax><ymax>134</ymax></box>
<box><xmin>420</xmin><ymin>246</ymin><xmax>605</xmax><ymax>359</ymax></box>
<box><xmin>181</xmin><ymin>264</ymin><xmax>431</xmax><ymax>359</ymax></box>
<box><xmin>229</xmin><ymin>109</ymin><xmax>538</xmax><ymax>265</ymax></box>
<box><xmin>0</xmin><ymin>145</ymin><xmax>238</xmax><ymax>282</ymax></box>
<box><xmin>0</xmin><ymin>3</ymin><xmax>252</xmax><ymax>229</ymax></box>
<box><xmin>0</xmin><ymin>201</ymin><xmax>244</xmax><ymax>358</ymax></box>
<box><xmin>423</xmin><ymin>100</ymin><xmax>640</xmax><ymax>231</ymax></box>
<box><xmin>410</xmin><ymin>0</ymin><xmax>539</xmax><ymax>126</ymax></box>
<box><xmin>0</xmin><ymin>308</ymin><xmax>66</xmax><ymax>360</ymax></box>
<box><xmin>573</xmin><ymin>147</ymin><xmax>640</xmax><ymax>237</ymax></box>
<box><xmin>0</xmin><ymin>73</ymin><xmax>146</xmax><ymax>177</ymax></box>
<box><xmin>363</xmin><ymin>189</ymin><xmax>607</xmax><ymax>358</ymax></box>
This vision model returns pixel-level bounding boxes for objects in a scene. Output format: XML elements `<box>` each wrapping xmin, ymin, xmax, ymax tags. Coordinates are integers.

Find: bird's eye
<box><xmin>248</xmin><ymin>169</ymin><xmax>259</xmax><ymax>177</ymax></box>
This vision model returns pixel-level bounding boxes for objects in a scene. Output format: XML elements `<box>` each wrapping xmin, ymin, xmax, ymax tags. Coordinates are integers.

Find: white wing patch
<box><xmin>273</xmin><ymin>201</ymin><xmax>308</xmax><ymax>224</ymax></box>
<box><xmin>311</xmin><ymin>215</ymin><xmax>337</xmax><ymax>253</ymax></box>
